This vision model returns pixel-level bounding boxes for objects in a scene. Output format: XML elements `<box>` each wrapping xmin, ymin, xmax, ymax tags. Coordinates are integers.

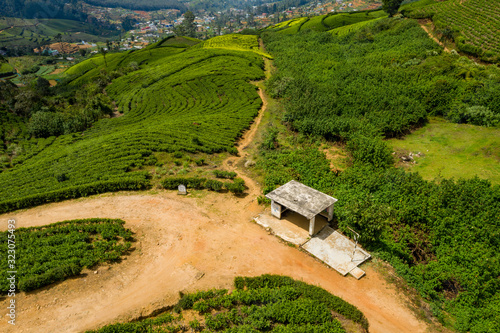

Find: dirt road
<box><xmin>0</xmin><ymin>192</ymin><xmax>428</xmax><ymax>333</ymax></box>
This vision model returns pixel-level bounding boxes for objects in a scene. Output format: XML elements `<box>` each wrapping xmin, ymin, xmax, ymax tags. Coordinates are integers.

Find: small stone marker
<box><xmin>178</xmin><ymin>184</ymin><xmax>187</xmax><ymax>195</ymax></box>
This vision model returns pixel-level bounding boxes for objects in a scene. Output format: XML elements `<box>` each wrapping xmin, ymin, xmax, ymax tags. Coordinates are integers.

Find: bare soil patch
<box><xmin>0</xmin><ymin>192</ymin><xmax>427</xmax><ymax>333</ymax></box>
<box><xmin>50</xmin><ymin>68</ymin><xmax>66</xmax><ymax>75</ymax></box>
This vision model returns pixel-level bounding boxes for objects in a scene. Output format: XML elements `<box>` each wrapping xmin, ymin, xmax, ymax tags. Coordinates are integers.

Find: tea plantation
<box><xmin>0</xmin><ymin>35</ymin><xmax>265</xmax><ymax>213</ymax></box>
<box><xmin>266</xmin><ymin>10</ymin><xmax>387</xmax><ymax>34</ymax></box>
<box><xmin>0</xmin><ymin>218</ymin><xmax>132</xmax><ymax>292</ymax></box>
<box><xmin>404</xmin><ymin>0</ymin><xmax>500</xmax><ymax>63</ymax></box>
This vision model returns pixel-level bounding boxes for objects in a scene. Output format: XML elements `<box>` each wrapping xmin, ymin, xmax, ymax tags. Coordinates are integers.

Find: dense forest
<box><xmin>85</xmin><ymin>0</ymin><xmax>187</xmax><ymax>12</ymax></box>
<box><xmin>261</xmin><ymin>17</ymin><xmax>500</xmax><ymax>332</ymax></box>
<box><xmin>0</xmin><ymin>0</ymin><xmax>87</xmax><ymax>21</ymax></box>
<box><xmin>0</xmin><ymin>0</ymin><xmax>311</xmax><ymax>19</ymax></box>
<box><xmin>185</xmin><ymin>0</ymin><xmax>312</xmax><ymax>13</ymax></box>
<box><xmin>0</xmin><ymin>0</ymin><xmax>186</xmax><ymax>20</ymax></box>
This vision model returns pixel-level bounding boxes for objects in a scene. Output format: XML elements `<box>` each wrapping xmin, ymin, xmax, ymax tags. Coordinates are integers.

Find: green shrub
<box><xmin>346</xmin><ymin>134</ymin><xmax>394</xmax><ymax>168</ymax></box>
<box><xmin>225</xmin><ymin>178</ymin><xmax>246</xmax><ymax>194</ymax></box>
<box><xmin>18</xmin><ymin>263</ymin><xmax>82</xmax><ymax>292</ymax></box>
<box><xmin>28</xmin><ymin>111</ymin><xmax>65</xmax><ymax>138</ymax></box>
<box><xmin>205</xmin><ymin>179</ymin><xmax>224</xmax><ymax>191</ymax></box>
<box><xmin>213</xmin><ymin>170</ymin><xmax>237</xmax><ymax>179</ymax></box>
<box><xmin>0</xmin><ymin>178</ymin><xmax>149</xmax><ymax>214</ymax></box>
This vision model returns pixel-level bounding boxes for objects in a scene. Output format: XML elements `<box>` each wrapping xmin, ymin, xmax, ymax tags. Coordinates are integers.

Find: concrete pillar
<box><xmin>309</xmin><ymin>216</ymin><xmax>316</xmax><ymax>236</ymax></box>
<box><xmin>271</xmin><ymin>200</ymin><xmax>282</xmax><ymax>219</ymax></box>
<box><xmin>327</xmin><ymin>204</ymin><xmax>334</xmax><ymax>221</ymax></box>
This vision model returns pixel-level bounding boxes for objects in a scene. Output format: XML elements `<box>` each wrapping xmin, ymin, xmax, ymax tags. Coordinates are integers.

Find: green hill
<box><xmin>0</xmin><ymin>35</ymin><xmax>265</xmax><ymax>213</ymax></box>
<box><xmin>0</xmin><ymin>0</ymin><xmax>186</xmax><ymax>19</ymax></box>
<box><xmin>404</xmin><ymin>0</ymin><xmax>500</xmax><ymax>63</ymax></box>
<box><xmin>265</xmin><ymin>10</ymin><xmax>387</xmax><ymax>34</ymax></box>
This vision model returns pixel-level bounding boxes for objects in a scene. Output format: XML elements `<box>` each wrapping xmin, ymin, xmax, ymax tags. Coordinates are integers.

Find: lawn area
<box><xmin>388</xmin><ymin>117</ymin><xmax>500</xmax><ymax>184</ymax></box>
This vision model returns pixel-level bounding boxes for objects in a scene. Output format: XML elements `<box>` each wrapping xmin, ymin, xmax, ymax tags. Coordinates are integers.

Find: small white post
<box><xmin>309</xmin><ymin>216</ymin><xmax>316</xmax><ymax>236</ymax></box>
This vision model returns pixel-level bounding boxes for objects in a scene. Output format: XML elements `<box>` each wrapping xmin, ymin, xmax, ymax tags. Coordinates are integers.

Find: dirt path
<box><xmin>222</xmin><ymin>86</ymin><xmax>267</xmax><ymax>202</ymax></box>
<box><xmin>419</xmin><ymin>20</ymin><xmax>451</xmax><ymax>53</ymax></box>
<box><xmin>0</xmin><ymin>192</ymin><xmax>428</xmax><ymax>333</ymax></box>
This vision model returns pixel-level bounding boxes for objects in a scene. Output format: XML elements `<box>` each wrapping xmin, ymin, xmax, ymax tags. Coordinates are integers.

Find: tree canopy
<box><xmin>175</xmin><ymin>10</ymin><xmax>197</xmax><ymax>38</ymax></box>
<box><xmin>382</xmin><ymin>0</ymin><xmax>404</xmax><ymax>17</ymax></box>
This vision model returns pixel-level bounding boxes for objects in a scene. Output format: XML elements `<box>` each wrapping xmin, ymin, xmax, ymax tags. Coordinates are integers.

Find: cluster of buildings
<box><xmin>77</xmin><ymin>0</ymin><xmax>381</xmax><ymax>43</ymax></box>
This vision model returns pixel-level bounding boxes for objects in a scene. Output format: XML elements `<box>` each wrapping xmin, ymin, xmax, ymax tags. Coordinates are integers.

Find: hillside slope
<box><xmin>0</xmin><ymin>35</ymin><xmax>265</xmax><ymax>213</ymax></box>
<box><xmin>262</xmin><ymin>15</ymin><xmax>500</xmax><ymax>332</ymax></box>
<box><xmin>404</xmin><ymin>0</ymin><xmax>500</xmax><ymax>63</ymax></box>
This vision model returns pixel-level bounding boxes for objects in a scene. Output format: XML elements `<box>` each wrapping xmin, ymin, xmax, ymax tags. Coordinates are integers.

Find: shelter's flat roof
<box><xmin>265</xmin><ymin>180</ymin><xmax>338</xmax><ymax>220</ymax></box>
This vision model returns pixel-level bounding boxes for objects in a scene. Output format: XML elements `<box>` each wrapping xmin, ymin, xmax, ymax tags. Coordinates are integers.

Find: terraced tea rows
<box><xmin>405</xmin><ymin>0</ymin><xmax>500</xmax><ymax>62</ymax></box>
<box><xmin>330</xmin><ymin>17</ymin><xmax>385</xmax><ymax>37</ymax></box>
<box><xmin>0</xmin><ymin>218</ymin><xmax>132</xmax><ymax>292</ymax></box>
<box><xmin>266</xmin><ymin>10</ymin><xmax>386</xmax><ymax>34</ymax></box>
<box><xmin>0</xmin><ymin>40</ymin><xmax>265</xmax><ymax>213</ymax></box>
<box><xmin>194</xmin><ymin>34</ymin><xmax>273</xmax><ymax>58</ymax></box>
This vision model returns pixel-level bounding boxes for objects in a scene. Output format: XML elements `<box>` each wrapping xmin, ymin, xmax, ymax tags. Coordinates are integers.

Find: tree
<box><xmin>382</xmin><ymin>0</ymin><xmax>403</xmax><ymax>17</ymax></box>
<box><xmin>55</xmin><ymin>33</ymin><xmax>64</xmax><ymax>54</ymax></box>
<box><xmin>99</xmin><ymin>47</ymin><xmax>108</xmax><ymax>67</ymax></box>
<box><xmin>79</xmin><ymin>48</ymin><xmax>87</xmax><ymax>57</ymax></box>
<box><xmin>36</xmin><ymin>77</ymin><xmax>51</xmax><ymax>96</ymax></box>
<box><xmin>248</xmin><ymin>13</ymin><xmax>255</xmax><ymax>28</ymax></box>
<box><xmin>121</xmin><ymin>15</ymin><xmax>137</xmax><ymax>31</ymax></box>
<box><xmin>182</xmin><ymin>10</ymin><xmax>197</xmax><ymax>37</ymax></box>
<box><xmin>438</xmin><ymin>26</ymin><xmax>455</xmax><ymax>42</ymax></box>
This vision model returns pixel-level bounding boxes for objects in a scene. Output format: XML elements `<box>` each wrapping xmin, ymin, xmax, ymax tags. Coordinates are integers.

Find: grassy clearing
<box><xmin>0</xmin><ymin>62</ymin><xmax>15</xmax><ymax>75</ymax></box>
<box><xmin>389</xmin><ymin>117</ymin><xmax>500</xmax><ymax>184</ymax></box>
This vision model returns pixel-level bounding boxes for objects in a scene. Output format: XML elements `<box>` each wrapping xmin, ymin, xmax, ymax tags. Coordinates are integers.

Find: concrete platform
<box><xmin>349</xmin><ymin>266</ymin><xmax>366</xmax><ymax>280</ymax></box>
<box><xmin>302</xmin><ymin>226</ymin><xmax>371</xmax><ymax>276</ymax></box>
<box><xmin>254</xmin><ymin>212</ymin><xmax>327</xmax><ymax>246</ymax></box>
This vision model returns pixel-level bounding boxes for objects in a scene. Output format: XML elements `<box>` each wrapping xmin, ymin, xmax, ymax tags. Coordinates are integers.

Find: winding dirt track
<box><xmin>0</xmin><ymin>86</ymin><xmax>429</xmax><ymax>333</ymax></box>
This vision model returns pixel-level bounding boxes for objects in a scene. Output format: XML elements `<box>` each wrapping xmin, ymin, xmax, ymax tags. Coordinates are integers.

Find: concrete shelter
<box><xmin>265</xmin><ymin>180</ymin><xmax>338</xmax><ymax>235</ymax></box>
